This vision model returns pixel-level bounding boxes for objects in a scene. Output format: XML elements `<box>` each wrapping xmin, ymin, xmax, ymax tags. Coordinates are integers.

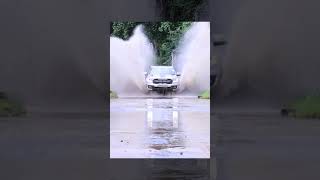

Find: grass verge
<box><xmin>198</xmin><ymin>90</ymin><xmax>210</xmax><ymax>99</ymax></box>
<box><xmin>287</xmin><ymin>95</ymin><xmax>320</xmax><ymax>119</ymax></box>
<box><xmin>0</xmin><ymin>92</ymin><xmax>26</xmax><ymax>117</ymax></box>
<box><xmin>110</xmin><ymin>90</ymin><xmax>118</xmax><ymax>99</ymax></box>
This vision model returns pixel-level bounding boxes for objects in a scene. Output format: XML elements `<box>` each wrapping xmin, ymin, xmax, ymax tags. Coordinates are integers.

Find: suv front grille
<box><xmin>153</xmin><ymin>79</ymin><xmax>173</xmax><ymax>84</ymax></box>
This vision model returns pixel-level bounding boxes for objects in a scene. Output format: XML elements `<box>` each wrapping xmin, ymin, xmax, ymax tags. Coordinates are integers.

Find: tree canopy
<box><xmin>111</xmin><ymin>22</ymin><xmax>192</xmax><ymax>65</ymax></box>
<box><xmin>110</xmin><ymin>0</ymin><xmax>205</xmax><ymax>65</ymax></box>
<box><xmin>157</xmin><ymin>0</ymin><xmax>205</xmax><ymax>20</ymax></box>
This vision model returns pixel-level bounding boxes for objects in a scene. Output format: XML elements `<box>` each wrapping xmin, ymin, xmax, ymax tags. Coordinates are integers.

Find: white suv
<box><xmin>145</xmin><ymin>66</ymin><xmax>180</xmax><ymax>92</ymax></box>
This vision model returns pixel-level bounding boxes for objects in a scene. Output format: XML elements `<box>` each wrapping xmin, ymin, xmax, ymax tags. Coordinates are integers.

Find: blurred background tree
<box><xmin>111</xmin><ymin>0</ymin><xmax>205</xmax><ymax>65</ymax></box>
<box><xmin>156</xmin><ymin>0</ymin><xmax>205</xmax><ymax>20</ymax></box>
<box><xmin>111</xmin><ymin>22</ymin><xmax>192</xmax><ymax>65</ymax></box>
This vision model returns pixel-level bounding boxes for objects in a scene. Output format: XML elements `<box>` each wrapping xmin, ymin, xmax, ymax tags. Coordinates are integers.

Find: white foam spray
<box><xmin>110</xmin><ymin>25</ymin><xmax>155</xmax><ymax>96</ymax></box>
<box><xmin>110</xmin><ymin>23</ymin><xmax>210</xmax><ymax>97</ymax></box>
<box><xmin>174</xmin><ymin>22</ymin><xmax>210</xmax><ymax>94</ymax></box>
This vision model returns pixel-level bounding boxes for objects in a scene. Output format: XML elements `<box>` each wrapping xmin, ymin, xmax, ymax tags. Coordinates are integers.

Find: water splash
<box><xmin>110</xmin><ymin>25</ymin><xmax>155</xmax><ymax>96</ymax></box>
<box><xmin>110</xmin><ymin>23</ymin><xmax>210</xmax><ymax>96</ymax></box>
<box><xmin>174</xmin><ymin>22</ymin><xmax>210</xmax><ymax>94</ymax></box>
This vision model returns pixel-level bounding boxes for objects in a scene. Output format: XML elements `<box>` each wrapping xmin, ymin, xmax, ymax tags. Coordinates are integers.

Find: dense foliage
<box><xmin>157</xmin><ymin>0</ymin><xmax>205</xmax><ymax>20</ymax></box>
<box><xmin>111</xmin><ymin>22</ymin><xmax>139</xmax><ymax>40</ymax></box>
<box><xmin>111</xmin><ymin>22</ymin><xmax>192</xmax><ymax>65</ymax></box>
<box><xmin>110</xmin><ymin>0</ymin><xmax>205</xmax><ymax>65</ymax></box>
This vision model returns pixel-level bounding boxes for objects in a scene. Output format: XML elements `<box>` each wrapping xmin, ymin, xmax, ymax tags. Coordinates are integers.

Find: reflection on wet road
<box><xmin>110</xmin><ymin>98</ymin><xmax>210</xmax><ymax>158</ymax></box>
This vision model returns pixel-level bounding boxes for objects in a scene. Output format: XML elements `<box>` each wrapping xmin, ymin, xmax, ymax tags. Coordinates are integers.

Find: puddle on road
<box><xmin>110</xmin><ymin>98</ymin><xmax>210</xmax><ymax>158</ymax></box>
<box><xmin>146</xmin><ymin>98</ymin><xmax>185</xmax><ymax>151</ymax></box>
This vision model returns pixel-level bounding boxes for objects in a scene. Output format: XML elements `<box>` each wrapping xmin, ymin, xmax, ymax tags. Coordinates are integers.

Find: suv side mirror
<box><xmin>144</xmin><ymin>72</ymin><xmax>148</xmax><ymax>76</ymax></box>
<box><xmin>176</xmin><ymin>73</ymin><xmax>181</xmax><ymax>76</ymax></box>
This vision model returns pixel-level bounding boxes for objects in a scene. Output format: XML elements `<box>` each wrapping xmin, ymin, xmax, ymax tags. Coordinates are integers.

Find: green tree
<box><xmin>111</xmin><ymin>22</ymin><xmax>140</xmax><ymax>40</ymax></box>
<box><xmin>157</xmin><ymin>0</ymin><xmax>204</xmax><ymax>20</ymax></box>
<box><xmin>144</xmin><ymin>22</ymin><xmax>192</xmax><ymax>65</ymax></box>
<box><xmin>111</xmin><ymin>22</ymin><xmax>192</xmax><ymax>65</ymax></box>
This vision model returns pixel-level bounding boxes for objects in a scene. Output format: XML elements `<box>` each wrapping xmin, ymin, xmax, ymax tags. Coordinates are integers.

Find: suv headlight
<box><xmin>172</xmin><ymin>78</ymin><xmax>176</xmax><ymax>81</ymax></box>
<box><xmin>172</xmin><ymin>77</ymin><xmax>178</xmax><ymax>81</ymax></box>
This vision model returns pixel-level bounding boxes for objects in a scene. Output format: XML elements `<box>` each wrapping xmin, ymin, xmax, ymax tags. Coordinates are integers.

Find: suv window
<box><xmin>150</xmin><ymin>67</ymin><xmax>176</xmax><ymax>75</ymax></box>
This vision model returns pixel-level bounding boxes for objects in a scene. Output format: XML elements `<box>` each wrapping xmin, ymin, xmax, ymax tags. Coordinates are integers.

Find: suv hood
<box><xmin>148</xmin><ymin>74</ymin><xmax>175</xmax><ymax>79</ymax></box>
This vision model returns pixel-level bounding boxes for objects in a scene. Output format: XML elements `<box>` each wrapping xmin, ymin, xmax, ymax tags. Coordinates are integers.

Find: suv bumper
<box><xmin>146</xmin><ymin>81</ymin><xmax>179</xmax><ymax>91</ymax></box>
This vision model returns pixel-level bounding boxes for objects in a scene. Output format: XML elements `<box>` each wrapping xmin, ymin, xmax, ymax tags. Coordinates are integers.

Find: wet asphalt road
<box><xmin>214</xmin><ymin>105</ymin><xmax>320</xmax><ymax>180</ymax></box>
<box><xmin>1</xmin><ymin>101</ymin><xmax>320</xmax><ymax>179</ymax></box>
<box><xmin>0</xmin><ymin>107</ymin><xmax>212</xmax><ymax>179</ymax></box>
<box><xmin>110</xmin><ymin>97</ymin><xmax>210</xmax><ymax>158</ymax></box>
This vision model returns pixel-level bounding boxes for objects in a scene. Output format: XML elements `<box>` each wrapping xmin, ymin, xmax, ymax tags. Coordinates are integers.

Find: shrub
<box><xmin>198</xmin><ymin>90</ymin><xmax>210</xmax><ymax>99</ymax></box>
<box><xmin>0</xmin><ymin>92</ymin><xmax>26</xmax><ymax>117</ymax></box>
<box><xmin>110</xmin><ymin>90</ymin><xmax>118</xmax><ymax>99</ymax></box>
<box><xmin>288</xmin><ymin>95</ymin><xmax>320</xmax><ymax>119</ymax></box>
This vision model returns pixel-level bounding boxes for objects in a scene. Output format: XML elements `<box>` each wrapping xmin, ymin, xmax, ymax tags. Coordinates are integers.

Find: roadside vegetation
<box><xmin>111</xmin><ymin>22</ymin><xmax>192</xmax><ymax>65</ymax></box>
<box><xmin>285</xmin><ymin>95</ymin><xmax>320</xmax><ymax>119</ymax></box>
<box><xmin>111</xmin><ymin>0</ymin><xmax>206</xmax><ymax>65</ymax></box>
<box><xmin>198</xmin><ymin>90</ymin><xmax>210</xmax><ymax>99</ymax></box>
<box><xmin>110</xmin><ymin>90</ymin><xmax>118</xmax><ymax>99</ymax></box>
<box><xmin>0</xmin><ymin>92</ymin><xmax>26</xmax><ymax>117</ymax></box>
<box><xmin>156</xmin><ymin>0</ymin><xmax>205</xmax><ymax>20</ymax></box>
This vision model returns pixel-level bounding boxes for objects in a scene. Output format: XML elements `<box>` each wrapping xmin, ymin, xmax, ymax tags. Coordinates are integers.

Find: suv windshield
<box><xmin>150</xmin><ymin>67</ymin><xmax>176</xmax><ymax>75</ymax></box>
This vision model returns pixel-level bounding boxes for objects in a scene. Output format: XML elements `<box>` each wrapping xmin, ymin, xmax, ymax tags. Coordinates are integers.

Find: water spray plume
<box><xmin>110</xmin><ymin>22</ymin><xmax>210</xmax><ymax>97</ymax></box>
<box><xmin>110</xmin><ymin>25</ymin><xmax>155</xmax><ymax>96</ymax></box>
<box><xmin>174</xmin><ymin>22</ymin><xmax>210</xmax><ymax>94</ymax></box>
